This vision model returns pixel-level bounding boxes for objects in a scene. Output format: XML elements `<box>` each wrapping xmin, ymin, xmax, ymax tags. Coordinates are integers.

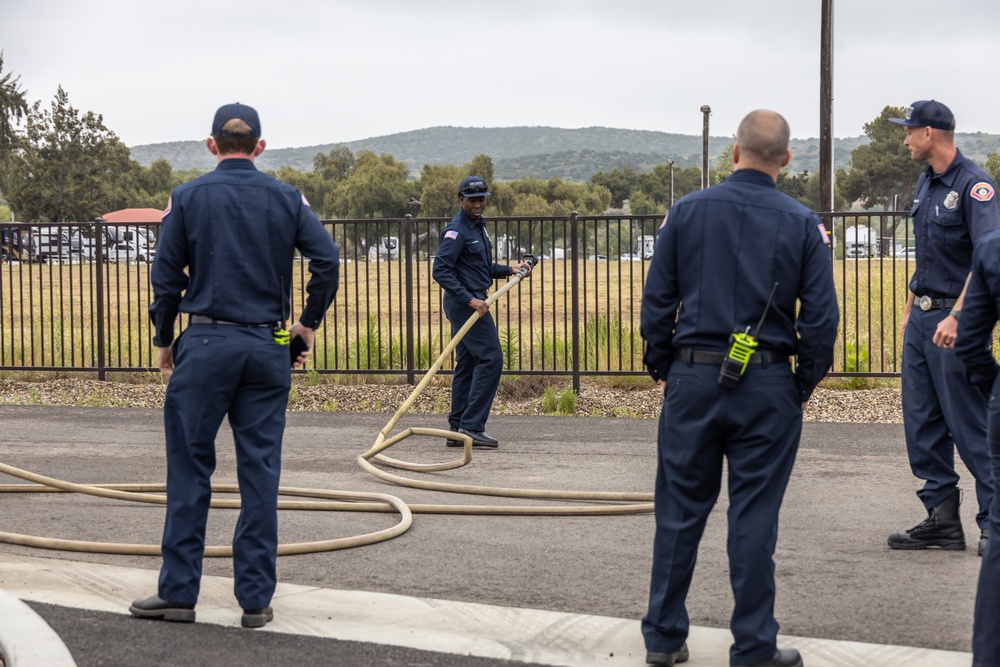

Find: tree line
<box><xmin>2</xmin><ymin>54</ymin><xmax>999</xmax><ymax>227</ymax></box>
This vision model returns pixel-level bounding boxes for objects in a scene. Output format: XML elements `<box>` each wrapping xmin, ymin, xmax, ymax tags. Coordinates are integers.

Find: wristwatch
<box><xmin>950</xmin><ymin>309</ymin><xmax>961</xmax><ymax>320</ymax></box>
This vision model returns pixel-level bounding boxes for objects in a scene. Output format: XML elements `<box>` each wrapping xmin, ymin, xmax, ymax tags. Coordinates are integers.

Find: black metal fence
<box><xmin>0</xmin><ymin>212</ymin><xmax>916</xmax><ymax>385</ymax></box>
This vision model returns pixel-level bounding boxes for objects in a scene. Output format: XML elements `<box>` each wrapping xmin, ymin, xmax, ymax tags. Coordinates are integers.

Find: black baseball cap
<box><xmin>458</xmin><ymin>176</ymin><xmax>491</xmax><ymax>197</ymax></box>
<box><xmin>888</xmin><ymin>100</ymin><xmax>955</xmax><ymax>131</ymax></box>
<box><xmin>212</xmin><ymin>103</ymin><xmax>262</xmax><ymax>137</ymax></box>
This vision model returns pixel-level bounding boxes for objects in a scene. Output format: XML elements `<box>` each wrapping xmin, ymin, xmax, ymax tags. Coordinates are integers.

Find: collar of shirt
<box><xmin>924</xmin><ymin>148</ymin><xmax>967</xmax><ymax>189</ymax></box>
<box><xmin>727</xmin><ymin>169</ymin><xmax>778</xmax><ymax>189</ymax></box>
<box><xmin>457</xmin><ymin>209</ymin><xmax>487</xmax><ymax>230</ymax></box>
<box><xmin>215</xmin><ymin>158</ymin><xmax>258</xmax><ymax>172</ymax></box>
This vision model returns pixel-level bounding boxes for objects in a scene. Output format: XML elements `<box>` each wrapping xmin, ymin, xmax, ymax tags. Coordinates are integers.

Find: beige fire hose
<box><xmin>0</xmin><ymin>257</ymin><xmax>652</xmax><ymax>557</ymax></box>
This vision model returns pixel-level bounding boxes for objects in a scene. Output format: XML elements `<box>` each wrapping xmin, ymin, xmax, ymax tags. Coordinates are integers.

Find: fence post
<box><xmin>403</xmin><ymin>214</ymin><xmax>415</xmax><ymax>385</ymax></box>
<box><xmin>570</xmin><ymin>211</ymin><xmax>580</xmax><ymax>393</ymax></box>
<box><xmin>94</xmin><ymin>219</ymin><xmax>107</xmax><ymax>381</ymax></box>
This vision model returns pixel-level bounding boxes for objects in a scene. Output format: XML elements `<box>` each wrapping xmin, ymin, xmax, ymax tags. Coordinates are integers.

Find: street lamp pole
<box><xmin>668</xmin><ymin>160</ymin><xmax>675</xmax><ymax>207</ymax></box>
<box><xmin>700</xmin><ymin>105</ymin><xmax>711</xmax><ymax>189</ymax></box>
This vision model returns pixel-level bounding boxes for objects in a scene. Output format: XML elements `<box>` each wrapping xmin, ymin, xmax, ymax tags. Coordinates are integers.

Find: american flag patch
<box><xmin>301</xmin><ymin>193</ymin><xmax>311</xmax><ymax>207</ymax></box>
<box><xmin>445</xmin><ymin>230</ymin><xmax>458</xmax><ymax>240</ymax></box>
<box><xmin>817</xmin><ymin>222</ymin><xmax>830</xmax><ymax>244</ymax></box>
<box><xmin>163</xmin><ymin>196</ymin><xmax>172</xmax><ymax>216</ymax></box>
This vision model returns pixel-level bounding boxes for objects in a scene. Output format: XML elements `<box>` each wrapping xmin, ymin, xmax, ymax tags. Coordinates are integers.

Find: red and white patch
<box><xmin>163</xmin><ymin>196</ymin><xmax>172</xmax><ymax>216</ymax></box>
<box><xmin>301</xmin><ymin>193</ymin><xmax>311</xmax><ymax>207</ymax></box>
<box><xmin>970</xmin><ymin>182</ymin><xmax>995</xmax><ymax>202</ymax></box>
<box><xmin>817</xmin><ymin>222</ymin><xmax>830</xmax><ymax>245</ymax></box>
<box><xmin>659</xmin><ymin>214</ymin><xmax>668</xmax><ymax>229</ymax></box>
<box><xmin>445</xmin><ymin>230</ymin><xmax>458</xmax><ymax>240</ymax></box>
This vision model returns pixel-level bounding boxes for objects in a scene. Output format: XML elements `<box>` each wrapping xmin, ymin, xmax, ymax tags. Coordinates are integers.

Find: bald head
<box><xmin>736</xmin><ymin>110</ymin><xmax>791</xmax><ymax>165</ymax></box>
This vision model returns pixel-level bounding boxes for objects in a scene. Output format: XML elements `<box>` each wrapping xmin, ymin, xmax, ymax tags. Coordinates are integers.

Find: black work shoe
<box><xmin>646</xmin><ymin>641</ymin><xmax>689</xmax><ymax>665</ymax></box>
<box><xmin>980</xmin><ymin>529</ymin><xmax>989</xmax><ymax>557</ymax></box>
<box><xmin>446</xmin><ymin>424</ymin><xmax>463</xmax><ymax>448</ymax></box>
<box><xmin>129</xmin><ymin>594</ymin><xmax>195</xmax><ymax>623</ymax></box>
<box><xmin>458</xmin><ymin>429</ymin><xmax>499</xmax><ymax>448</ymax></box>
<box><xmin>749</xmin><ymin>647</ymin><xmax>803</xmax><ymax>667</ymax></box>
<box><xmin>887</xmin><ymin>489</ymin><xmax>965</xmax><ymax>550</ymax></box>
<box><xmin>241</xmin><ymin>606</ymin><xmax>274</xmax><ymax>628</ymax></box>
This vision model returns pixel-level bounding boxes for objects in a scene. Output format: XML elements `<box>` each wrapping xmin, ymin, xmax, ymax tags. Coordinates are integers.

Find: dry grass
<box><xmin>6</xmin><ymin>256</ymin><xmax>980</xmax><ymax>379</ymax></box>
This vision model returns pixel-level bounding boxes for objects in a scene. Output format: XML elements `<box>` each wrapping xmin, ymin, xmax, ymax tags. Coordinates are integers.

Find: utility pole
<box><xmin>668</xmin><ymin>160</ymin><xmax>675</xmax><ymax>207</ymax></box>
<box><xmin>700</xmin><ymin>105</ymin><xmax>711</xmax><ymax>189</ymax></box>
<box><xmin>819</xmin><ymin>0</ymin><xmax>834</xmax><ymax>212</ymax></box>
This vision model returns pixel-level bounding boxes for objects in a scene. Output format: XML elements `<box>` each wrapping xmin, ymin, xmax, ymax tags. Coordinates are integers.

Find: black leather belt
<box><xmin>915</xmin><ymin>296</ymin><xmax>958</xmax><ymax>311</ymax></box>
<box><xmin>189</xmin><ymin>314</ymin><xmax>271</xmax><ymax>328</ymax></box>
<box><xmin>674</xmin><ymin>348</ymin><xmax>789</xmax><ymax>365</ymax></box>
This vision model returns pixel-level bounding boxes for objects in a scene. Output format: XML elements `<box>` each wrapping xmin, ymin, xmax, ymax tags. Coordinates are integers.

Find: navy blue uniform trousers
<box><xmin>443</xmin><ymin>292</ymin><xmax>503</xmax><ymax>432</ymax></box>
<box><xmin>642</xmin><ymin>361</ymin><xmax>801</xmax><ymax>666</ymax></box>
<box><xmin>157</xmin><ymin>323</ymin><xmax>290</xmax><ymax>610</ymax></box>
<box><xmin>903</xmin><ymin>308</ymin><xmax>992</xmax><ymax>526</ymax></box>
<box><xmin>974</xmin><ymin>376</ymin><xmax>1000</xmax><ymax>665</ymax></box>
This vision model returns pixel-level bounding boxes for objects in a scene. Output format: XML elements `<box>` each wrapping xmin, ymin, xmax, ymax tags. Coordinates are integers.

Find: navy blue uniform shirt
<box><xmin>955</xmin><ymin>230</ymin><xmax>1000</xmax><ymax>392</ymax></box>
<box><xmin>149</xmin><ymin>158</ymin><xmax>340</xmax><ymax>346</ymax></box>
<box><xmin>909</xmin><ymin>149</ymin><xmax>1000</xmax><ymax>298</ymax></box>
<box><xmin>641</xmin><ymin>168</ymin><xmax>839</xmax><ymax>403</ymax></box>
<box><xmin>432</xmin><ymin>208</ymin><xmax>513</xmax><ymax>303</ymax></box>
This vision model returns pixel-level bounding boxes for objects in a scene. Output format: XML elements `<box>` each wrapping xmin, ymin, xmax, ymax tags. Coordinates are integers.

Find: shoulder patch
<box><xmin>970</xmin><ymin>182</ymin><xmax>995</xmax><ymax>202</ymax></box>
<box><xmin>163</xmin><ymin>196</ymin><xmax>172</xmax><ymax>216</ymax></box>
<box><xmin>445</xmin><ymin>230</ymin><xmax>459</xmax><ymax>240</ymax></box>
<box><xmin>659</xmin><ymin>214</ymin><xmax>668</xmax><ymax>229</ymax></box>
<box><xmin>301</xmin><ymin>193</ymin><xmax>311</xmax><ymax>207</ymax></box>
<box><xmin>817</xmin><ymin>222</ymin><xmax>831</xmax><ymax>245</ymax></box>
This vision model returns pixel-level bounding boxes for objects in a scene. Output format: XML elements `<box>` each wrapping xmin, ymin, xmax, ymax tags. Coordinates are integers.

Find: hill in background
<box><xmin>128</xmin><ymin>126</ymin><xmax>1000</xmax><ymax>182</ymax></box>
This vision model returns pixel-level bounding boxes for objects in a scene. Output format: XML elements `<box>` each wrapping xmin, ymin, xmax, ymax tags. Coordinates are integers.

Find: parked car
<box><xmin>587</xmin><ymin>254</ymin><xmax>608</xmax><ymax>261</ymax></box>
<box><xmin>105</xmin><ymin>240</ymin><xmax>154</xmax><ymax>264</ymax></box>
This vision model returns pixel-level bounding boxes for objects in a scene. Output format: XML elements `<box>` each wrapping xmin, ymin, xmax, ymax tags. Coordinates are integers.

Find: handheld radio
<box><xmin>718</xmin><ymin>282</ymin><xmax>779</xmax><ymax>389</ymax></box>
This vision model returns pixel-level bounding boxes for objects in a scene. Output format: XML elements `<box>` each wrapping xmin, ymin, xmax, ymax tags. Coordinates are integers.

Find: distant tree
<box><xmin>311</xmin><ymin>146</ymin><xmax>356</xmax><ymax>217</ymax></box>
<box><xmin>0</xmin><ymin>52</ymin><xmax>29</xmax><ymax>193</ymax></box>
<box><xmin>5</xmin><ymin>87</ymin><xmax>136</xmax><ymax>221</ymax></box>
<box><xmin>337</xmin><ymin>150</ymin><xmax>410</xmax><ymax>219</ymax></box>
<box><xmin>0</xmin><ymin>200</ymin><xmax>11</xmax><ymax>222</ymax></box>
<box><xmin>839</xmin><ymin>106</ymin><xmax>923</xmax><ymax>211</ymax></box>
<box><xmin>462</xmin><ymin>154</ymin><xmax>494</xmax><ymax>183</ymax></box>
<box><xmin>628</xmin><ymin>191</ymin><xmax>660</xmax><ymax>215</ymax></box>
<box><xmin>511</xmin><ymin>193</ymin><xmax>552</xmax><ymax>217</ymax></box>
<box><xmin>416</xmin><ymin>163</ymin><xmax>463</xmax><ymax>218</ymax></box>
<box><xmin>777</xmin><ymin>169</ymin><xmax>809</xmax><ymax>201</ymax></box>
<box><xmin>590</xmin><ymin>168</ymin><xmax>639</xmax><ymax>208</ymax></box>
<box><xmin>985</xmin><ymin>152</ymin><xmax>1000</xmax><ymax>187</ymax></box>
<box><xmin>710</xmin><ymin>143</ymin><xmax>734</xmax><ymax>186</ymax></box>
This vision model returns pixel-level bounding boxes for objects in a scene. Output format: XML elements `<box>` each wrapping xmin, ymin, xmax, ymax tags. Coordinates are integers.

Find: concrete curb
<box><xmin>0</xmin><ymin>554</ymin><xmax>973</xmax><ymax>667</ymax></box>
<box><xmin>0</xmin><ymin>587</ymin><xmax>76</xmax><ymax>667</ymax></box>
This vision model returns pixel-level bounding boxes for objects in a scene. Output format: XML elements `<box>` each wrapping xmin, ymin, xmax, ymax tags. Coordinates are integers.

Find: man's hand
<box><xmin>933</xmin><ymin>313</ymin><xmax>958</xmax><ymax>348</ymax></box>
<box><xmin>156</xmin><ymin>346</ymin><xmax>174</xmax><ymax>379</ymax></box>
<box><xmin>468</xmin><ymin>297</ymin><xmax>489</xmax><ymax>317</ymax></box>
<box><xmin>512</xmin><ymin>261</ymin><xmax>532</xmax><ymax>277</ymax></box>
<box><xmin>289</xmin><ymin>322</ymin><xmax>316</xmax><ymax>368</ymax></box>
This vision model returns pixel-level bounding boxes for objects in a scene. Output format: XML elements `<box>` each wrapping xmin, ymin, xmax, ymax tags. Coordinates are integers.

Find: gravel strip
<box><xmin>0</xmin><ymin>379</ymin><xmax>901</xmax><ymax>423</ymax></box>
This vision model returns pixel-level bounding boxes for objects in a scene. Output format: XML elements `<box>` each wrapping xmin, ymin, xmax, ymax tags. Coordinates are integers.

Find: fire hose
<box><xmin>0</xmin><ymin>255</ymin><xmax>653</xmax><ymax>557</ymax></box>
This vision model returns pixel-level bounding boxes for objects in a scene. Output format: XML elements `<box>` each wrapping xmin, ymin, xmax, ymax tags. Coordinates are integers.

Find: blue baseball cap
<box><xmin>458</xmin><ymin>175</ymin><xmax>491</xmax><ymax>197</ymax></box>
<box><xmin>212</xmin><ymin>103</ymin><xmax>262</xmax><ymax>137</ymax></box>
<box><xmin>889</xmin><ymin>100</ymin><xmax>955</xmax><ymax>131</ymax></box>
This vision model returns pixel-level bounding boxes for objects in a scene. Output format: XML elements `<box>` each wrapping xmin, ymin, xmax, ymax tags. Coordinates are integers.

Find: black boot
<box><xmin>888</xmin><ymin>489</ymin><xmax>965</xmax><ymax>550</ymax></box>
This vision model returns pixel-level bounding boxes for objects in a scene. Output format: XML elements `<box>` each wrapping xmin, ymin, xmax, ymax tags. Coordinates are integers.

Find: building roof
<box><xmin>101</xmin><ymin>208</ymin><xmax>163</xmax><ymax>223</ymax></box>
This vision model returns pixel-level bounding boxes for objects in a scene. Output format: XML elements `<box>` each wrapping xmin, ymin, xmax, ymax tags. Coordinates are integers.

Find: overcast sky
<box><xmin>3</xmin><ymin>0</ymin><xmax>999</xmax><ymax>150</ymax></box>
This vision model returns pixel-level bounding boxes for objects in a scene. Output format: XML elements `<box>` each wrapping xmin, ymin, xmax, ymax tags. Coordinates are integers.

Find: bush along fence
<box><xmin>0</xmin><ymin>211</ymin><xmax>923</xmax><ymax>387</ymax></box>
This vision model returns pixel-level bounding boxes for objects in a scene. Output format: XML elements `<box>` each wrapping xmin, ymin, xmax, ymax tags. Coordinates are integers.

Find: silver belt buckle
<box><xmin>918</xmin><ymin>295</ymin><xmax>933</xmax><ymax>311</ymax></box>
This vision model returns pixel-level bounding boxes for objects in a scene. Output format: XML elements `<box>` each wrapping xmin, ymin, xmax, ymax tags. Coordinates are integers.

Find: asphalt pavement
<box><xmin>0</xmin><ymin>405</ymin><xmax>982</xmax><ymax>666</ymax></box>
